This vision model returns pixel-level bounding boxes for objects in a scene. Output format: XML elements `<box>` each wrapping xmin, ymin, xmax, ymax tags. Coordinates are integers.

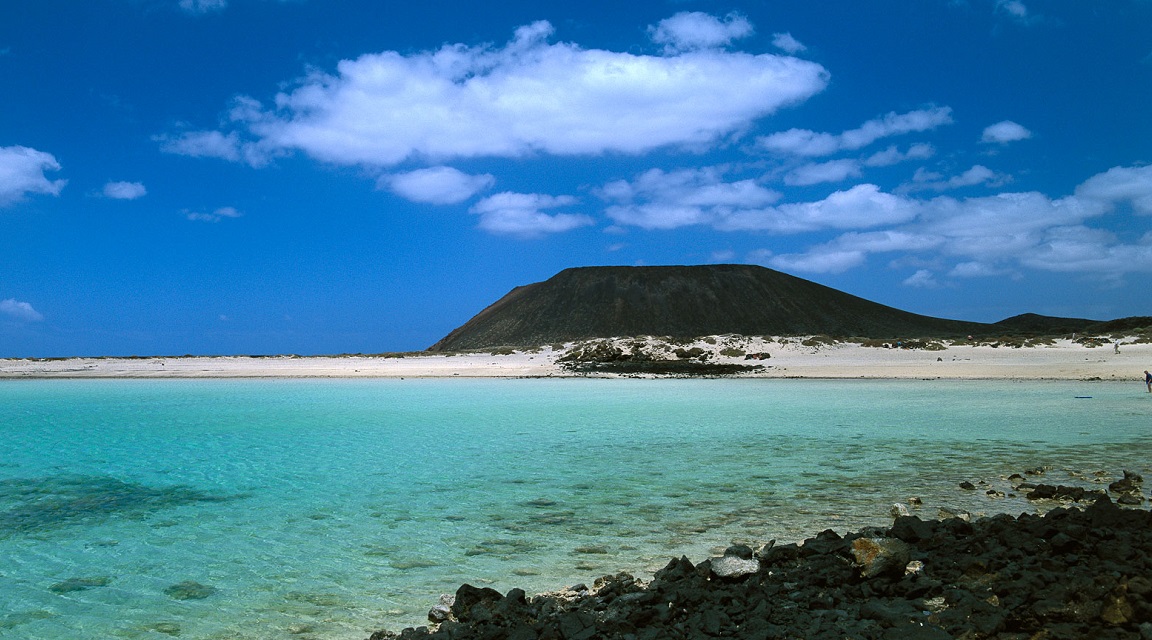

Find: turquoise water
<box><xmin>0</xmin><ymin>378</ymin><xmax>1149</xmax><ymax>639</ymax></box>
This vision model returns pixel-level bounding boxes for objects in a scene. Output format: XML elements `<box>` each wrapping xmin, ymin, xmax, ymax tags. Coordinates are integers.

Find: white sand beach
<box><xmin>2</xmin><ymin>337</ymin><xmax>1150</xmax><ymax>381</ymax></box>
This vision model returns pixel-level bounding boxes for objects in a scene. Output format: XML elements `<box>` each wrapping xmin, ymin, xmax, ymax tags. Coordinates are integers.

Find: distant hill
<box><xmin>993</xmin><ymin>313</ymin><xmax>1099</xmax><ymax>335</ymax></box>
<box><xmin>429</xmin><ymin>265</ymin><xmax>997</xmax><ymax>351</ymax></box>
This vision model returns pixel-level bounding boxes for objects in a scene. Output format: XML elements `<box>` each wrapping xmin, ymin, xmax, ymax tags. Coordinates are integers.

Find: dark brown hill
<box><xmin>428</xmin><ymin>265</ymin><xmax>994</xmax><ymax>351</ymax></box>
<box><xmin>993</xmin><ymin>313</ymin><xmax>1099</xmax><ymax>335</ymax></box>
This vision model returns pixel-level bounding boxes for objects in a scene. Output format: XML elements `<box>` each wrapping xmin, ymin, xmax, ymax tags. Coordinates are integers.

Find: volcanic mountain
<box><xmin>428</xmin><ymin>265</ymin><xmax>1004</xmax><ymax>351</ymax></box>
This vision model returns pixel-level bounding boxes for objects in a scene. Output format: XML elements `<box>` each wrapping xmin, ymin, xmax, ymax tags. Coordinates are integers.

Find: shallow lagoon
<box><xmin>1</xmin><ymin>379</ymin><xmax>1149</xmax><ymax>639</ymax></box>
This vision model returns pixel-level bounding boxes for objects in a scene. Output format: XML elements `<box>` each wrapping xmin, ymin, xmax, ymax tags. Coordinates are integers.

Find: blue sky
<box><xmin>2</xmin><ymin>0</ymin><xmax>1150</xmax><ymax>356</ymax></box>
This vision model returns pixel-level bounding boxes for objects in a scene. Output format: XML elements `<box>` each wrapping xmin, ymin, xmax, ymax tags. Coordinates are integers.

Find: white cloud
<box><xmin>186</xmin><ymin>206</ymin><xmax>242</xmax><ymax>222</ymax></box>
<box><xmin>649</xmin><ymin>12</ymin><xmax>754</xmax><ymax>53</ymax></box>
<box><xmin>771</xmin><ymin>164</ymin><xmax>1152</xmax><ymax>280</ymax></box>
<box><xmin>784</xmin><ymin>159</ymin><xmax>862</xmax><ymax>186</ymax></box>
<box><xmin>157</xmin><ymin>130</ymin><xmax>242</xmax><ymax>162</ymax></box>
<box><xmin>1021</xmin><ymin>226</ymin><xmax>1152</xmax><ymax>274</ymax></box>
<box><xmin>602</xmin><ymin>167</ymin><xmax>781</xmax><ymax>230</ymax></box>
<box><xmin>469</xmin><ymin>192</ymin><xmax>593</xmax><ymax>236</ymax></box>
<box><xmin>769</xmin><ymin>249</ymin><xmax>866</xmax><ymax>274</ymax></box>
<box><xmin>0</xmin><ymin>298</ymin><xmax>44</xmax><ymax>322</ymax></box>
<box><xmin>864</xmin><ymin>143</ymin><xmax>934</xmax><ymax>167</ymax></box>
<box><xmin>830</xmin><ymin>230</ymin><xmax>944</xmax><ymax>253</ymax></box>
<box><xmin>1074</xmin><ymin>164</ymin><xmax>1152</xmax><ymax>215</ymax></box>
<box><xmin>902</xmin><ymin>269</ymin><xmax>941</xmax><ymax>288</ymax></box>
<box><xmin>759</xmin><ymin>107</ymin><xmax>953</xmax><ymax>157</ymax></box>
<box><xmin>981</xmin><ymin>120</ymin><xmax>1032</xmax><ymax>144</ymax></box>
<box><xmin>179</xmin><ymin>0</ymin><xmax>227</xmax><ymax>14</ymax></box>
<box><xmin>949</xmin><ymin>261</ymin><xmax>1011</xmax><ymax>278</ymax></box>
<box><xmin>603</xmin><ymin>172</ymin><xmax>917</xmax><ymax>234</ymax></box>
<box><xmin>771</xmin><ymin>32</ymin><xmax>807</xmax><ymax>54</ymax></box>
<box><xmin>185</xmin><ymin>18</ymin><xmax>827</xmax><ymax>168</ymax></box>
<box><xmin>614</xmin><ymin>162</ymin><xmax>1152</xmax><ymax>280</ymax></box>
<box><xmin>738</xmin><ymin>184</ymin><xmax>920</xmax><ymax>233</ymax></box>
<box><xmin>383</xmin><ymin>167</ymin><xmax>495</xmax><ymax>205</ymax></box>
<box><xmin>904</xmin><ymin>164</ymin><xmax>1009</xmax><ymax>192</ymax></box>
<box><xmin>103</xmin><ymin>181</ymin><xmax>147</xmax><ymax>200</ymax></box>
<box><xmin>0</xmin><ymin>145</ymin><xmax>66</xmax><ymax>206</ymax></box>
<box><xmin>997</xmin><ymin>0</ymin><xmax>1028</xmax><ymax>18</ymax></box>
<box><xmin>994</xmin><ymin>0</ymin><xmax>1040</xmax><ymax>24</ymax></box>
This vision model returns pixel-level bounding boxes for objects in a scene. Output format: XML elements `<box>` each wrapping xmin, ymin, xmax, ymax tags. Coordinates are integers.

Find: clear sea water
<box><xmin>1</xmin><ymin>378</ymin><xmax>1149</xmax><ymax>639</ymax></box>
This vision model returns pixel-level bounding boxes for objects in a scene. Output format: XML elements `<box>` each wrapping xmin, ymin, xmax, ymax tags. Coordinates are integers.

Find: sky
<box><xmin>2</xmin><ymin>0</ymin><xmax>1151</xmax><ymax>356</ymax></box>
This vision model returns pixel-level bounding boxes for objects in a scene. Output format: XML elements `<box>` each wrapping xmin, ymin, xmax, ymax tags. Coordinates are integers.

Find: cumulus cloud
<box><xmin>864</xmin><ymin>143</ymin><xmax>934</xmax><ymax>167</ymax></box>
<box><xmin>469</xmin><ymin>192</ymin><xmax>594</xmax><ymax>236</ymax></box>
<box><xmin>784</xmin><ymin>159</ymin><xmax>862</xmax><ymax>186</ymax></box>
<box><xmin>0</xmin><ymin>298</ymin><xmax>44</xmax><ymax>322</ymax></box>
<box><xmin>383</xmin><ymin>167</ymin><xmax>495</xmax><ymax>205</ymax></box>
<box><xmin>603</xmin><ymin>171</ymin><xmax>917</xmax><ymax>234</ymax></box>
<box><xmin>903</xmin><ymin>165</ymin><xmax>1010</xmax><ymax>192</ymax></box>
<box><xmin>649</xmin><ymin>12</ymin><xmax>754</xmax><ymax>53</ymax></box>
<box><xmin>771</xmin><ymin>32</ymin><xmax>807</xmax><ymax>54</ymax></box>
<box><xmin>759</xmin><ymin>107</ymin><xmax>953</xmax><ymax>157</ymax></box>
<box><xmin>186</xmin><ymin>206</ymin><xmax>242</xmax><ymax>222</ymax></box>
<box><xmin>763</xmin><ymin>164</ymin><xmax>1152</xmax><ymax>279</ymax></box>
<box><xmin>769</xmin><ymin>249</ymin><xmax>866</xmax><ymax>274</ymax></box>
<box><xmin>981</xmin><ymin>120</ymin><xmax>1032</xmax><ymax>144</ymax></box>
<box><xmin>103</xmin><ymin>181</ymin><xmax>147</xmax><ymax>200</ymax></box>
<box><xmin>1074</xmin><ymin>164</ymin><xmax>1152</xmax><ymax>215</ymax></box>
<box><xmin>170</xmin><ymin>17</ymin><xmax>828</xmax><ymax>168</ymax></box>
<box><xmin>0</xmin><ymin>145</ymin><xmax>66</xmax><ymax>206</ymax></box>
<box><xmin>726</xmin><ymin>184</ymin><xmax>922</xmax><ymax>233</ymax></box>
<box><xmin>602</xmin><ymin>167</ymin><xmax>781</xmax><ymax>230</ymax></box>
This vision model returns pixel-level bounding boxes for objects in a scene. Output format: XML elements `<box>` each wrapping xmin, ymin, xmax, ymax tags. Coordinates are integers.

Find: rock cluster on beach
<box><xmin>368</xmin><ymin>492</ymin><xmax>1152</xmax><ymax>640</ymax></box>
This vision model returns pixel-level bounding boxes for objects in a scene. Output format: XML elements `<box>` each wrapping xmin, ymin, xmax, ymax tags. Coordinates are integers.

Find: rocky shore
<box><xmin>368</xmin><ymin>477</ymin><xmax>1152</xmax><ymax>640</ymax></box>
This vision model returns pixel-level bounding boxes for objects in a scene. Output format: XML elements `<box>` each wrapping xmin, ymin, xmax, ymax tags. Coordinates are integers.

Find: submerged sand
<box><xmin>1</xmin><ymin>337</ymin><xmax>1149</xmax><ymax>380</ymax></box>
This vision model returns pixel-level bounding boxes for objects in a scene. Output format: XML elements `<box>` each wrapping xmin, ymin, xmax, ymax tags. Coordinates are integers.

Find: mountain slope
<box><xmin>428</xmin><ymin>265</ymin><xmax>993</xmax><ymax>351</ymax></box>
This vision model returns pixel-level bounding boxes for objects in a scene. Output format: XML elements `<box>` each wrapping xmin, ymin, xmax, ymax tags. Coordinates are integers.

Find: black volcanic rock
<box><xmin>428</xmin><ymin>265</ymin><xmax>992</xmax><ymax>351</ymax></box>
<box><xmin>367</xmin><ymin>496</ymin><xmax>1152</xmax><ymax>640</ymax></box>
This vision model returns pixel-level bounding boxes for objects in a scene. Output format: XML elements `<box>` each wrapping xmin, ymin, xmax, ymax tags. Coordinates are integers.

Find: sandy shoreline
<box><xmin>2</xmin><ymin>338</ymin><xmax>1149</xmax><ymax>380</ymax></box>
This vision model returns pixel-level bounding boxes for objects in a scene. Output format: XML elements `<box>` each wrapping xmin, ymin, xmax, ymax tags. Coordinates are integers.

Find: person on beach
<box><xmin>1145</xmin><ymin>370</ymin><xmax>1151</xmax><ymax>393</ymax></box>
<box><xmin>1115</xmin><ymin>340</ymin><xmax>1121</xmax><ymax>354</ymax></box>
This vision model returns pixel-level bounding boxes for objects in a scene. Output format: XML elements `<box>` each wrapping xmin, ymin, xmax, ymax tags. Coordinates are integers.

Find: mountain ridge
<box><xmin>429</xmin><ymin>265</ymin><xmax>1108</xmax><ymax>351</ymax></box>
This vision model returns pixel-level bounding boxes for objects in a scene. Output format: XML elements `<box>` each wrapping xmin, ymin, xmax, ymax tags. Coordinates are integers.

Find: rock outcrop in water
<box><xmin>368</xmin><ymin>495</ymin><xmax>1152</xmax><ymax>640</ymax></box>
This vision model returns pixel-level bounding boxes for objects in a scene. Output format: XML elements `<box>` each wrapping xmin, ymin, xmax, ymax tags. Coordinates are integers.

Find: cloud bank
<box><xmin>603</xmin><ymin>163</ymin><xmax>1152</xmax><ymax>278</ymax></box>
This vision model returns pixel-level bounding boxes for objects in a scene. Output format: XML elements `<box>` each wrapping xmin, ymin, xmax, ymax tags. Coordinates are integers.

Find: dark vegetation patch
<box><xmin>0</xmin><ymin>475</ymin><xmax>233</xmax><ymax>537</ymax></box>
<box><xmin>560</xmin><ymin>360</ymin><xmax>764</xmax><ymax>376</ymax></box>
